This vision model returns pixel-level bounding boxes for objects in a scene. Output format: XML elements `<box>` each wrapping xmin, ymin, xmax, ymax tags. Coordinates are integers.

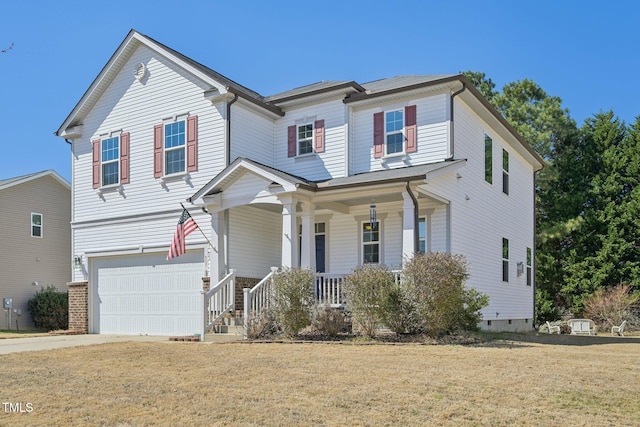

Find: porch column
<box><xmin>280</xmin><ymin>196</ymin><xmax>298</xmax><ymax>268</ymax></box>
<box><xmin>300</xmin><ymin>201</ymin><xmax>316</xmax><ymax>271</ymax></box>
<box><xmin>402</xmin><ymin>191</ymin><xmax>416</xmax><ymax>263</ymax></box>
<box><xmin>210</xmin><ymin>210</ymin><xmax>227</xmax><ymax>281</ymax></box>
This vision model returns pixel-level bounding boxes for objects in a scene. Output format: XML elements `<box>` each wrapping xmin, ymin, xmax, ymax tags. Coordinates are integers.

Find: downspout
<box><xmin>226</xmin><ymin>92</ymin><xmax>239</xmax><ymax>167</ymax></box>
<box><xmin>405</xmin><ymin>182</ymin><xmax>420</xmax><ymax>254</ymax></box>
<box><xmin>448</xmin><ymin>83</ymin><xmax>466</xmax><ymax>160</ymax></box>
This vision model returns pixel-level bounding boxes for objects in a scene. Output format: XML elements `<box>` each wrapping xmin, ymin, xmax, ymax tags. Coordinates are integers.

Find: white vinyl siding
<box><xmin>351</xmin><ymin>92</ymin><xmax>449</xmax><ymax>174</ymax></box>
<box><xmin>428</xmin><ymin>97</ymin><xmax>535</xmax><ymax>321</ymax></box>
<box><xmin>274</xmin><ymin>98</ymin><xmax>346</xmax><ymax>181</ymax></box>
<box><xmin>228</xmin><ymin>205</ymin><xmax>281</xmax><ymax>278</ymax></box>
<box><xmin>230</xmin><ymin>104</ymin><xmax>275</xmax><ymax>166</ymax></box>
<box><xmin>73</xmin><ymin>44</ymin><xmax>226</xmax><ymax>225</ymax></box>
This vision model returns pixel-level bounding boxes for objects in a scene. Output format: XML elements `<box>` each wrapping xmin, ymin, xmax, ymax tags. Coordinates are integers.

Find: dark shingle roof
<box><xmin>361</xmin><ymin>75</ymin><xmax>456</xmax><ymax>94</ymax></box>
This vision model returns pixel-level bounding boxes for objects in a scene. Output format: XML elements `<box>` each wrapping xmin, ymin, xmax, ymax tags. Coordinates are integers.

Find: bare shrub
<box><xmin>583</xmin><ymin>284</ymin><xmax>639</xmax><ymax>329</ymax></box>
<box><xmin>245</xmin><ymin>309</ymin><xmax>277</xmax><ymax>339</ymax></box>
<box><xmin>311</xmin><ymin>306</ymin><xmax>346</xmax><ymax>337</ymax></box>
<box><xmin>379</xmin><ymin>285</ymin><xmax>421</xmax><ymax>335</ymax></box>
<box><xmin>343</xmin><ymin>264</ymin><xmax>395</xmax><ymax>338</ymax></box>
<box><xmin>403</xmin><ymin>252</ymin><xmax>488</xmax><ymax>337</ymax></box>
<box><xmin>271</xmin><ymin>268</ymin><xmax>316</xmax><ymax>337</ymax></box>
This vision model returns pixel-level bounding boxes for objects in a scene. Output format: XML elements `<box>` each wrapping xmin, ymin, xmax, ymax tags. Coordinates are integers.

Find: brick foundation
<box><xmin>236</xmin><ymin>277</ymin><xmax>261</xmax><ymax>309</ymax></box>
<box><xmin>202</xmin><ymin>277</ymin><xmax>210</xmax><ymax>292</ymax></box>
<box><xmin>67</xmin><ymin>281</ymin><xmax>88</xmax><ymax>333</ymax></box>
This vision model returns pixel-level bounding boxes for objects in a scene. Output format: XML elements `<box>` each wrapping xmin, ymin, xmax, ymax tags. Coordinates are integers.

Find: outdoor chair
<box><xmin>546</xmin><ymin>321</ymin><xmax>561</xmax><ymax>334</ymax></box>
<box><xmin>611</xmin><ymin>320</ymin><xmax>627</xmax><ymax>336</ymax></box>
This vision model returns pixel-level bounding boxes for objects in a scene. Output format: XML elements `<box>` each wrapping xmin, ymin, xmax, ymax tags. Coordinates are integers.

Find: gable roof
<box><xmin>0</xmin><ymin>170</ymin><xmax>70</xmax><ymax>191</ymax></box>
<box><xmin>56</xmin><ymin>29</ymin><xmax>283</xmax><ymax>137</ymax></box>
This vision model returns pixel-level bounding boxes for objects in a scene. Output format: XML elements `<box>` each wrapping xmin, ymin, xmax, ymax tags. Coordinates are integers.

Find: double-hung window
<box><xmin>526</xmin><ymin>247</ymin><xmax>532</xmax><ymax>286</ymax></box>
<box><xmin>502</xmin><ymin>238</ymin><xmax>509</xmax><ymax>282</ymax></box>
<box><xmin>418</xmin><ymin>218</ymin><xmax>426</xmax><ymax>253</ymax></box>
<box><xmin>164</xmin><ymin>121</ymin><xmax>186</xmax><ymax>175</ymax></box>
<box><xmin>385</xmin><ymin>110</ymin><xmax>404</xmax><ymax>155</ymax></box>
<box><xmin>101</xmin><ymin>136</ymin><xmax>120</xmax><ymax>186</ymax></box>
<box><xmin>502</xmin><ymin>149</ymin><xmax>509</xmax><ymax>195</ymax></box>
<box><xmin>362</xmin><ymin>221</ymin><xmax>380</xmax><ymax>264</ymax></box>
<box><xmin>298</xmin><ymin>123</ymin><xmax>314</xmax><ymax>155</ymax></box>
<box><xmin>31</xmin><ymin>213</ymin><xmax>42</xmax><ymax>238</ymax></box>
<box><xmin>485</xmin><ymin>134</ymin><xmax>493</xmax><ymax>184</ymax></box>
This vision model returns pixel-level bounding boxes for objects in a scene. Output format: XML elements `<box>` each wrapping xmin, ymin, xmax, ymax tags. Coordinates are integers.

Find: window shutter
<box><xmin>120</xmin><ymin>132</ymin><xmax>130</xmax><ymax>184</ymax></box>
<box><xmin>153</xmin><ymin>124</ymin><xmax>163</xmax><ymax>178</ymax></box>
<box><xmin>287</xmin><ymin>125</ymin><xmax>297</xmax><ymax>157</ymax></box>
<box><xmin>405</xmin><ymin>105</ymin><xmax>417</xmax><ymax>153</ymax></box>
<box><xmin>187</xmin><ymin>115</ymin><xmax>198</xmax><ymax>172</ymax></box>
<box><xmin>373</xmin><ymin>112</ymin><xmax>384</xmax><ymax>158</ymax></box>
<box><xmin>92</xmin><ymin>139</ymin><xmax>101</xmax><ymax>189</ymax></box>
<box><xmin>314</xmin><ymin>119</ymin><xmax>325</xmax><ymax>153</ymax></box>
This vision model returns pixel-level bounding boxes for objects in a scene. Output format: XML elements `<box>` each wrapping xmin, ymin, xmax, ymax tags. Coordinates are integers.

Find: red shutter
<box><xmin>120</xmin><ymin>132</ymin><xmax>130</xmax><ymax>184</ymax></box>
<box><xmin>154</xmin><ymin>124</ymin><xmax>163</xmax><ymax>178</ymax></box>
<box><xmin>405</xmin><ymin>105</ymin><xmax>417</xmax><ymax>153</ymax></box>
<box><xmin>187</xmin><ymin>115</ymin><xmax>198</xmax><ymax>172</ymax></box>
<box><xmin>92</xmin><ymin>139</ymin><xmax>101</xmax><ymax>189</ymax></box>
<box><xmin>314</xmin><ymin>119</ymin><xmax>325</xmax><ymax>153</ymax></box>
<box><xmin>287</xmin><ymin>125</ymin><xmax>297</xmax><ymax>157</ymax></box>
<box><xmin>373</xmin><ymin>112</ymin><xmax>384</xmax><ymax>158</ymax></box>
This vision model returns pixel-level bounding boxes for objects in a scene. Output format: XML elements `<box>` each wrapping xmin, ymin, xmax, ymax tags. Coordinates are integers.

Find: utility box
<box><xmin>3</xmin><ymin>298</ymin><xmax>12</xmax><ymax>309</ymax></box>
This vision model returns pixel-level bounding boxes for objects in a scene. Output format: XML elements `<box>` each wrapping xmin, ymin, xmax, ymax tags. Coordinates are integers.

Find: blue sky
<box><xmin>1</xmin><ymin>0</ymin><xmax>639</xmax><ymax>182</ymax></box>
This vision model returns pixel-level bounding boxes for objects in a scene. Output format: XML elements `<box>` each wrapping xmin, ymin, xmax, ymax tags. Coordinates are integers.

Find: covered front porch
<box><xmin>191</xmin><ymin>158</ymin><xmax>465</xmax><ymax>282</ymax></box>
<box><xmin>190</xmin><ymin>158</ymin><xmax>466</xmax><ymax>337</ymax></box>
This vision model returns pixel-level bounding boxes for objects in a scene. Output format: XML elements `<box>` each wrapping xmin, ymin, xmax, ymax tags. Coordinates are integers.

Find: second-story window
<box><xmin>298</xmin><ymin>123</ymin><xmax>314</xmax><ymax>155</ymax></box>
<box><xmin>385</xmin><ymin>110</ymin><xmax>404</xmax><ymax>155</ymax></box>
<box><xmin>485</xmin><ymin>134</ymin><xmax>493</xmax><ymax>184</ymax></box>
<box><xmin>165</xmin><ymin>121</ymin><xmax>186</xmax><ymax>175</ymax></box>
<box><xmin>31</xmin><ymin>213</ymin><xmax>43</xmax><ymax>238</ymax></box>
<box><xmin>101</xmin><ymin>136</ymin><xmax>120</xmax><ymax>186</ymax></box>
<box><xmin>502</xmin><ymin>149</ymin><xmax>509</xmax><ymax>195</ymax></box>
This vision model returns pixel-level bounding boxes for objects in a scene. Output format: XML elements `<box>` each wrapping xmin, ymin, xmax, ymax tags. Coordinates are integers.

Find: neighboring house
<box><xmin>56</xmin><ymin>30</ymin><xmax>543</xmax><ymax>337</ymax></box>
<box><xmin>0</xmin><ymin>170</ymin><xmax>71</xmax><ymax>330</ymax></box>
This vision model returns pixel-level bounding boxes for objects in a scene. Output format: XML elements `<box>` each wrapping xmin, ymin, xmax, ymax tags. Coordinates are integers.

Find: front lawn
<box><xmin>1</xmin><ymin>334</ymin><xmax>638</xmax><ymax>426</ymax></box>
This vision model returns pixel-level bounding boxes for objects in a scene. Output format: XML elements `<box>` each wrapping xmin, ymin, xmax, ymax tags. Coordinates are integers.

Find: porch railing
<box><xmin>203</xmin><ymin>269</ymin><xmax>236</xmax><ymax>336</ymax></box>
<box><xmin>243</xmin><ymin>267</ymin><xmax>278</xmax><ymax>339</ymax></box>
<box><xmin>242</xmin><ymin>268</ymin><xmax>404</xmax><ymax>339</ymax></box>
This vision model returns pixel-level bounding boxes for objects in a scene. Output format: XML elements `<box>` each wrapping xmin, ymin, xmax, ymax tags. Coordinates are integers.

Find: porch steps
<box><xmin>206</xmin><ymin>313</ymin><xmax>244</xmax><ymax>339</ymax></box>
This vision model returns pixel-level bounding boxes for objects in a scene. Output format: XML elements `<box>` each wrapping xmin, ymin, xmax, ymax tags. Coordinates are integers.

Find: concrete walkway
<box><xmin>0</xmin><ymin>334</ymin><xmax>167</xmax><ymax>355</ymax></box>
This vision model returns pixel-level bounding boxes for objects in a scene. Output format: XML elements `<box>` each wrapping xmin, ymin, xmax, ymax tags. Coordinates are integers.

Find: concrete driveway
<box><xmin>0</xmin><ymin>334</ymin><xmax>169</xmax><ymax>355</ymax></box>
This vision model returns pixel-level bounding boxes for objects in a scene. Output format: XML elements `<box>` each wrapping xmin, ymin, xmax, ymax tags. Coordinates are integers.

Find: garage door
<box><xmin>93</xmin><ymin>252</ymin><xmax>204</xmax><ymax>336</ymax></box>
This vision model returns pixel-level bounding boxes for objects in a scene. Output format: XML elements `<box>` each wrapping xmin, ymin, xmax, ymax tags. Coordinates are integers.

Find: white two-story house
<box><xmin>56</xmin><ymin>30</ymin><xmax>543</xmax><ymax>337</ymax></box>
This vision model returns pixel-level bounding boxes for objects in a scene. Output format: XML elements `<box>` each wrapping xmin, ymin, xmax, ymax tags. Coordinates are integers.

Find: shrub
<box><xmin>403</xmin><ymin>252</ymin><xmax>488</xmax><ymax>337</ymax></box>
<box><xmin>311</xmin><ymin>306</ymin><xmax>347</xmax><ymax>337</ymax></box>
<box><xmin>343</xmin><ymin>264</ymin><xmax>395</xmax><ymax>338</ymax></box>
<box><xmin>245</xmin><ymin>309</ymin><xmax>277</xmax><ymax>339</ymax></box>
<box><xmin>583</xmin><ymin>284</ymin><xmax>639</xmax><ymax>329</ymax></box>
<box><xmin>271</xmin><ymin>268</ymin><xmax>316</xmax><ymax>337</ymax></box>
<box><xmin>27</xmin><ymin>285</ymin><xmax>68</xmax><ymax>331</ymax></box>
<box><xmin>379</xmin><ymin>284</ymin><xmax>421</xmax><ymax>335</ymax></box>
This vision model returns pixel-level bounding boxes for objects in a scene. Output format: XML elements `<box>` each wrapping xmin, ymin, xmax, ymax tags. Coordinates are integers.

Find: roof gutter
<box><xmin>226</xmin><ymin>92</ymin><xmax>239</xmax><ymax>167</ymax></box>
<box><xmin>448</xmin><ymin>83</ymin><xmax>466</xmax><ymax>160</ymax></box>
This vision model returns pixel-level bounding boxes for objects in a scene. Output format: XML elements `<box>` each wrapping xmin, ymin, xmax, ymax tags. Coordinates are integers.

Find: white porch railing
<box><xmin>203</xmin><ymin>269</ymin><xmax>236</xmax><ymax>337</ymax></box>
<box><xmin>242</xmin><ymin>268</ymin><xmax>404</xmax><ymax>339</ymax></box>
<box><xmin>243</xmin><ymin>267</ymin><xmax>278</xmax><ymax>339</ymax></box>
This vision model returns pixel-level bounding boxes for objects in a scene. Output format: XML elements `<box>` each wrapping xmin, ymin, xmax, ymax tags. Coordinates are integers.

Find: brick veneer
<box><xmin>235</xmin><ymin>277</ymin><xmax>261</xmax><ymax>309</ymax></box>
<box><xmin>67</xmin><ymin>281</ymin><xmax>88</xmax><ymax>333</ymax></box>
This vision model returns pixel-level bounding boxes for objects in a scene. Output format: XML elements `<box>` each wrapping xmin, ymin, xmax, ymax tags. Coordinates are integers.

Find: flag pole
<box><xmin>180</xmin><ymin>202</ymin><xmax>214</xmax><ymax>248</ymax></box>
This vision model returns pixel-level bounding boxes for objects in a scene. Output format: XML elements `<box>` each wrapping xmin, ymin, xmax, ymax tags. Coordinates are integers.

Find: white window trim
<box><xmin>502</xmin><ymin>237</ymin><xmax>509</xmax><ymax>283</ymax></box>
<box><xmin>385</xmin><ymin>109</ymin><xmax>405</xmax><ymax>157</ymax></box>
<box><xmin>31</xmin><ymin>212</ymin><xmax>43</xmax><ymax>238</ymax></box>
<box><xmin>101</xmin><ymin>135</ymin><xmax>120</xmax><ymax>187</ymax></box>
<box><xmin>297</xmin><ymin>122</ymin><xmax>314</xmax><ymax>156</ymax></box>
<box><xmin>484</xmin><ymin>133</ymin><xmax>493</xmax><ymax>185</ymax></box>
<box><xmin>355</xmin><ymin>213</ymin><xmax>387</xmax><ymax>265</ymax></box>
<box><xmin>502</xmin><ymin>148</ymin><xmax>509</xmax><ymax>195</ymax></box>
<box><xmin>163</xmin><ymin>115</ymin><xmax>188</xmax><ymax>177</ymax></box>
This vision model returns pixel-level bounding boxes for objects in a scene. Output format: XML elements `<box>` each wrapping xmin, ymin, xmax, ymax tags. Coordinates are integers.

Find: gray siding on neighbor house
<box><xmin>0</xmin><ymin>175</ymin><xmax>71</xmax><ymax>329</ymax></box>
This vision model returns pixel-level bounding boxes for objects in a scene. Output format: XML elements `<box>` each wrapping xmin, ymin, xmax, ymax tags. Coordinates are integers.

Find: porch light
<box><xmin>74</xmin><ymin>255</ymin><xmax>83</xmax><ymax>270</ymax></box>
<box><xmin>369</xmin><ymin>203</ymin><xmax>377</xmax><ymax>228</ymax></box>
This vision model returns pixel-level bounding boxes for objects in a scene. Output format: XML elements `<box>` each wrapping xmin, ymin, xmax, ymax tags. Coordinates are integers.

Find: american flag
<box><xmin>167</xmin><ymin>208</ymin><xmax>199</xmax><ymax>260</ymax></box>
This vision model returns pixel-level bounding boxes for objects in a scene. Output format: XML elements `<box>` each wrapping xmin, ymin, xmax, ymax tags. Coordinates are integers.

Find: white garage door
<box><xmin>93</xmin><ymin>252</ymin><xmax>204</xmax><ymax>336</ymax></box>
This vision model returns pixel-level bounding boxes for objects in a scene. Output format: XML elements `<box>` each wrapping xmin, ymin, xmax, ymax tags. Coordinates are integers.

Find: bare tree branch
<box><xmin>1</xmin><ymin>42</ymin><xmax>14</xmax><ymax>53</ymax></box>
